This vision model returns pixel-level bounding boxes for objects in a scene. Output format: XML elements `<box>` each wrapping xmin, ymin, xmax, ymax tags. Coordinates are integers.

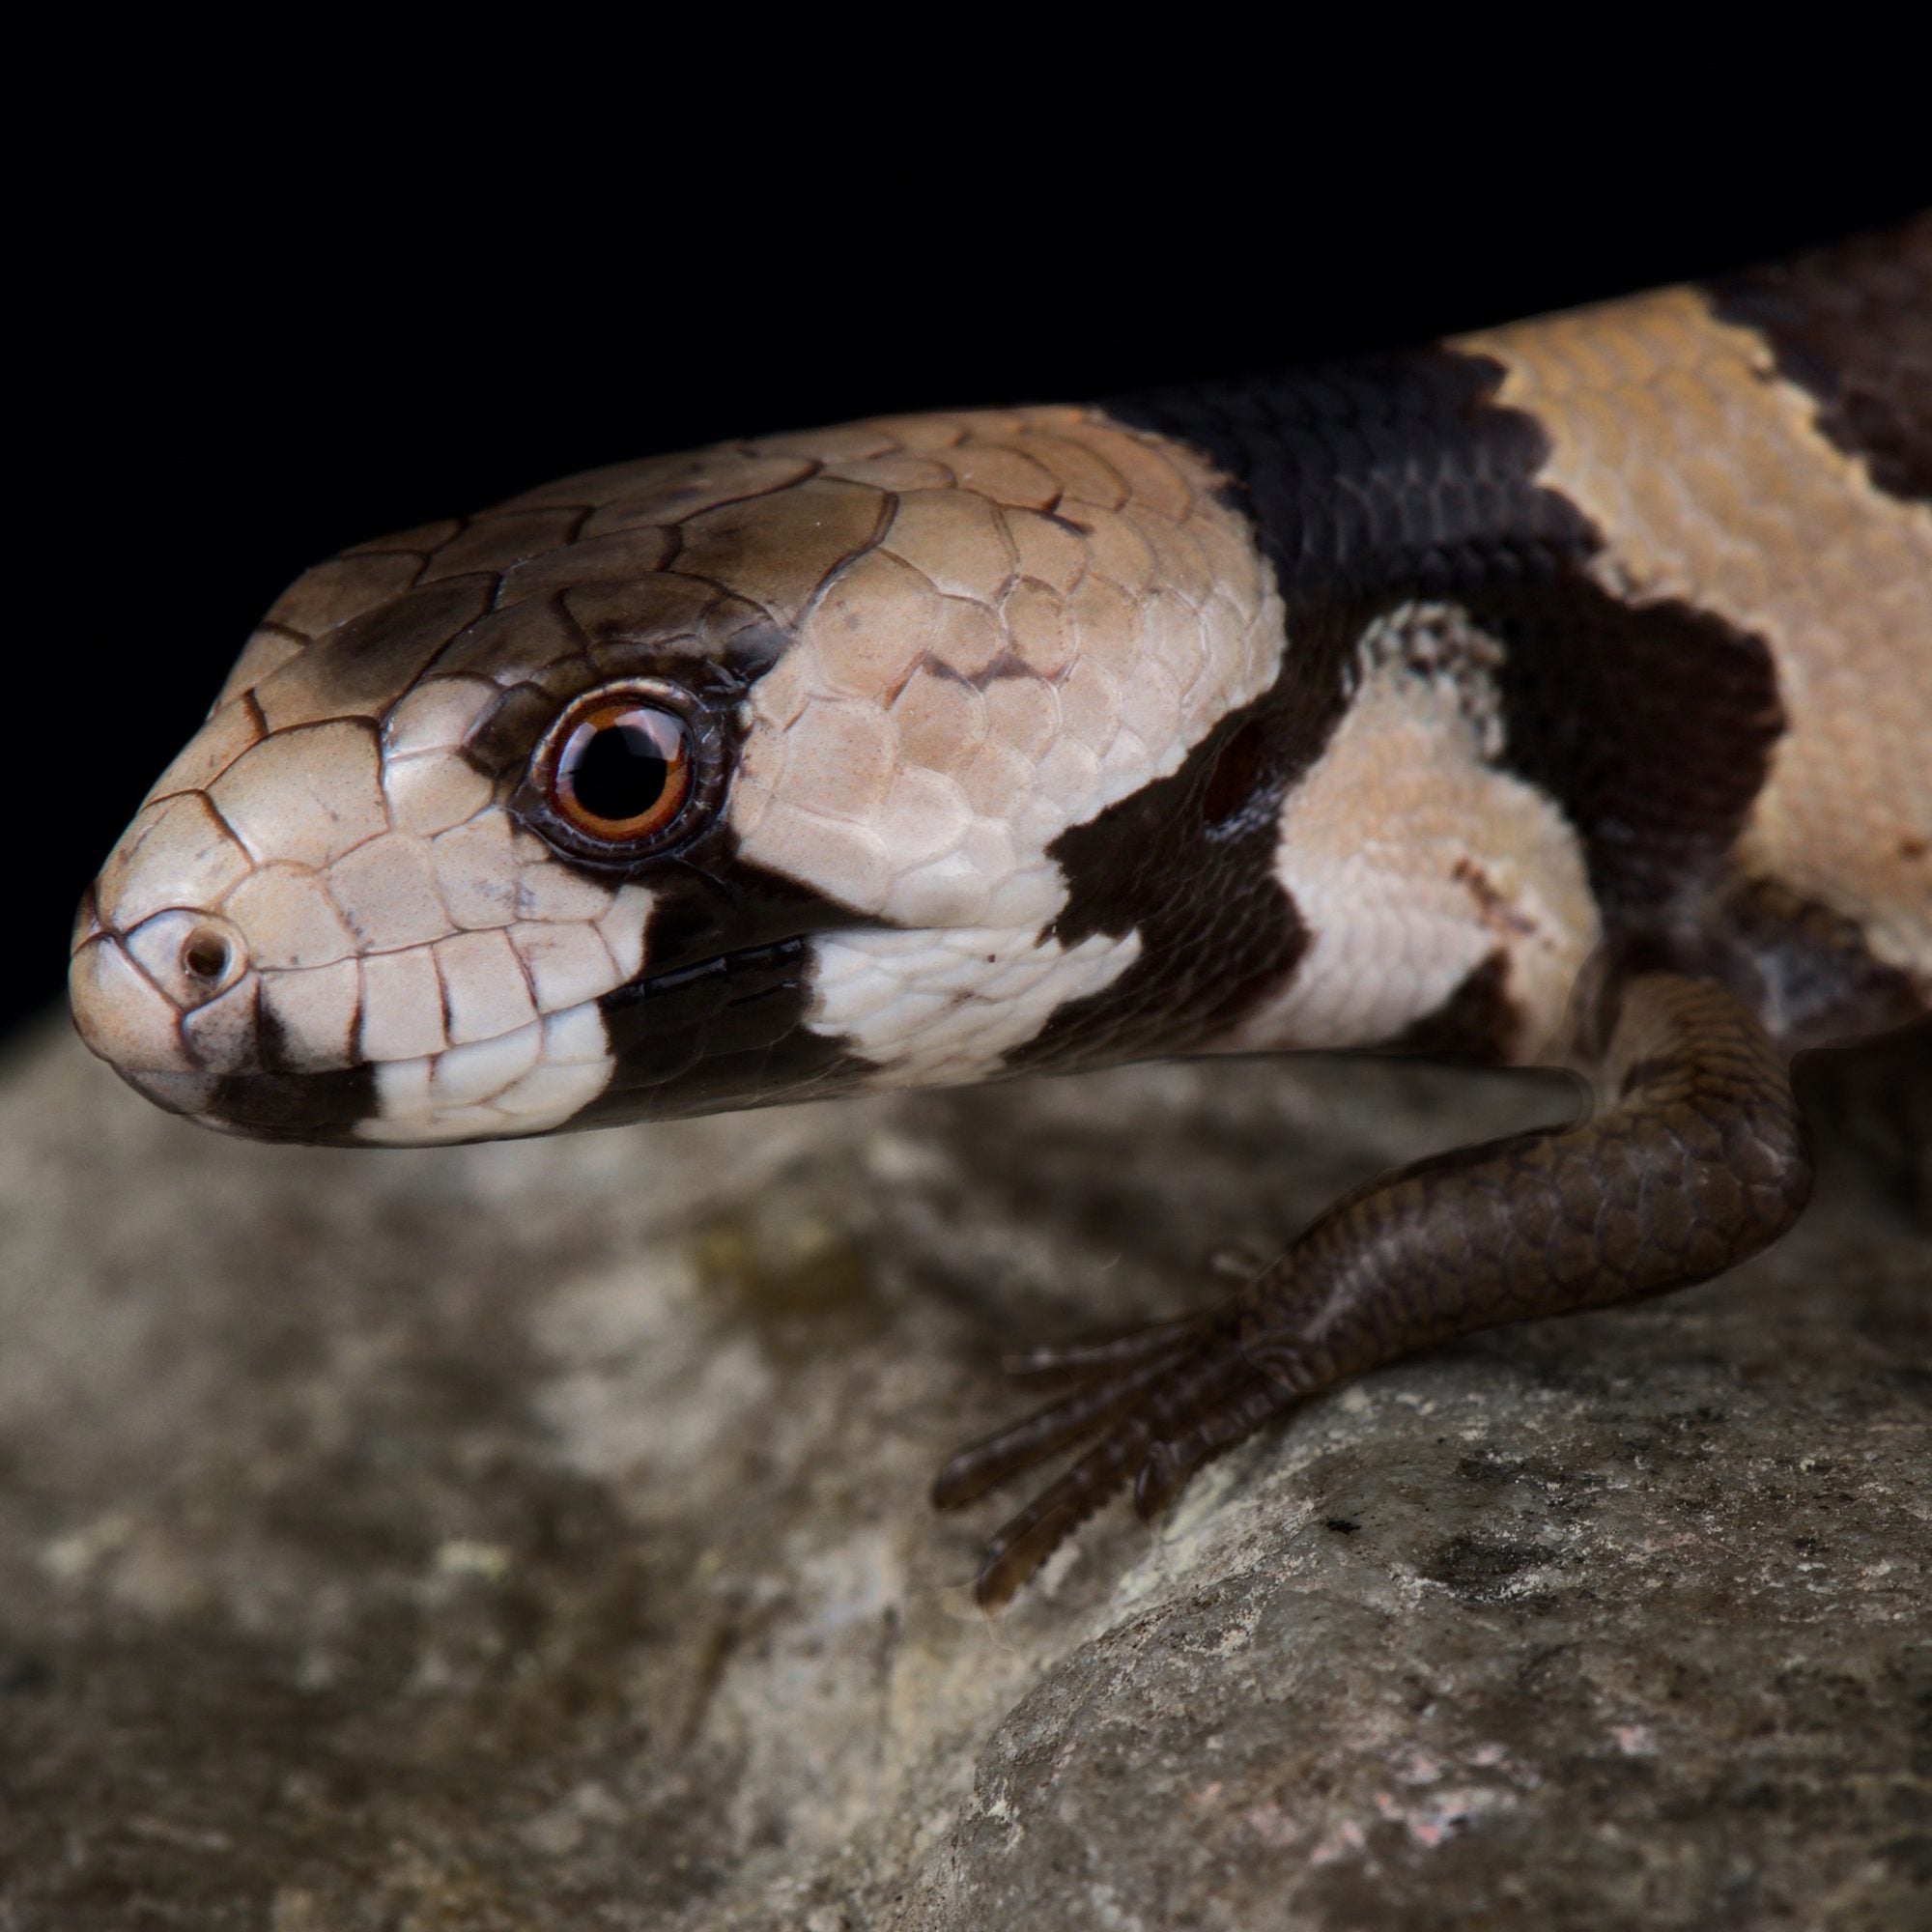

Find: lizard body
<box><xmin>71</xmin><ymin>218</ymin><xmax>1931</xmax><ymax>1603</ymax></box>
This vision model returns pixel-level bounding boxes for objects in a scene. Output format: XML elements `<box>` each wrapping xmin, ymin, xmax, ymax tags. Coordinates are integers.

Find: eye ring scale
<box><xmin>521</xmin><ymin>679</ymin><xmax>726</xmax><ymax>865</ymax></box>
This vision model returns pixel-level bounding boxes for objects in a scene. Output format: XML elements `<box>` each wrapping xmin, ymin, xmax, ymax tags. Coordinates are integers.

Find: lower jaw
<box><xmin>117</xmin><ymin>1066</ymin><xmax>218</xmax><ymax>1119</ymax></box>
<box><xmin>116</xmin><ymin>1062</ymin><xmax>380</xmax><ymax>1146</ymax></box>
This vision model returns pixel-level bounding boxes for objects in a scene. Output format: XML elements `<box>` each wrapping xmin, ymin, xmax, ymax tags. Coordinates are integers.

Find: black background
<box><xmin>14</xmin><ymin>46</ymin><xmax>1928</xmax><ymax>1046</ymax></box>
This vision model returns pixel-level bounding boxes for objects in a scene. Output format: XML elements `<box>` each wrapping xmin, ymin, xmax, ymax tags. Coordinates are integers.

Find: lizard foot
<box><xmin>932</xmin><ymin>1297</ymin><xmax>1312</xmax><ymax>1608</ymax></box>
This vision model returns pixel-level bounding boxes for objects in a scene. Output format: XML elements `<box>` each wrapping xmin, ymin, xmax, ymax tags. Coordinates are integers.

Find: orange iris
<box><xmin>547</xmin><ymin>696</ymin><xmax>694</xmax><ymax>845</ymax></box>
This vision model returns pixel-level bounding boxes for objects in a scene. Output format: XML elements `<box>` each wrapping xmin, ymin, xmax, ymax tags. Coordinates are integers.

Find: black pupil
<box><xmin>568</xmin><ymin>711</ymin><xmax>679</xmax><ymax>824</ymax></box>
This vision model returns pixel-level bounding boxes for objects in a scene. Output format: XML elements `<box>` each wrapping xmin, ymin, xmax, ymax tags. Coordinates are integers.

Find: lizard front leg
<box><xmin>934</xmin><ymin>973</ymin><xmax>1813</xmax><ymax>1607</ymax></box>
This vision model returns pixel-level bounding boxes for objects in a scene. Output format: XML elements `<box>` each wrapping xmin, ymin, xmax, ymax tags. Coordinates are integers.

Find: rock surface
<box><xmin>0</xmin><ymin>1017</ymin><xmax>1926</xmax><ymax>1931</ymax></box>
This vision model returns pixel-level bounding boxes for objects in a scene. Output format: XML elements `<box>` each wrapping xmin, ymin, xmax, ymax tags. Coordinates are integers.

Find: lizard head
<box><xmin>69</xmin><ymin>412</ymin><xmax>1289</xmax><ymax>1144</ymax></box>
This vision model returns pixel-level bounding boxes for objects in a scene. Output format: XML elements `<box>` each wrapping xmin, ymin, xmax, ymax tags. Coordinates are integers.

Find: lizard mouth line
<box><xmin>609</xmin><ymin>934</ymin><xmax>812</xmax><ymax>1009</ymax></box>
<box><xmin>113</xmin><ymin>939</ymin><xmax>818</xmax><ymax>1131</ymax></box>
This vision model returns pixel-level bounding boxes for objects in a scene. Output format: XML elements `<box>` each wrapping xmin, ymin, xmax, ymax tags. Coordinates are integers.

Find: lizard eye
<box><xmin>534</xmin><ymin>685</ymin><xmax>707</xmax><ymax>856</ymax></box>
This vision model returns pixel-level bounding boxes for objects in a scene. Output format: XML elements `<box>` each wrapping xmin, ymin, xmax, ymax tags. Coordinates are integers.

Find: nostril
<box><xmin>182</xmin><ymin>926</ymin><xmax>235</xmax><ymax>983</ymax></box>
<box><xmin>119</xmin><ymin>908</ymin><xmax>247</xmax><ymax>1006</ymax></box>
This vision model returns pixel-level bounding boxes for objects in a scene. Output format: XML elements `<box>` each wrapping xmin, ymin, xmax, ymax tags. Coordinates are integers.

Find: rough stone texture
<box><xmin>0</xmin><ymin>1016</ymin><xmax>1926</xmax><ymax>1932</ymax></box>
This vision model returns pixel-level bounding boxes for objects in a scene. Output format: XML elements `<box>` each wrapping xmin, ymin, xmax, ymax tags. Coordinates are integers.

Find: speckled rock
<box><xmin>0</xmin><ymin>1018</ymin><xmax>1925</xmax><ymax>1931</ymax></box>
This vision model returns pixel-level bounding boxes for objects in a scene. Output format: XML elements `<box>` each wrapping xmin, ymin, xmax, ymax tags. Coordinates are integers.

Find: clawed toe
<box><xmin>930</xmin><ymin>1345</ymin><xmax>1195</xmax><ymax>1509</ymax></box>
<box><xmin>999</xmin><ymin>1310</ymin><xmax>1212</xmax><ymax>1381</ymax></box>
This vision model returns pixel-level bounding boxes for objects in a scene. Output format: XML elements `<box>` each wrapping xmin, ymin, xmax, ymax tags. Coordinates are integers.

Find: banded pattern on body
<box><xmin>69</xmin><ymin>218</ymin><xmax>1931</xmax><ymax>1605</ymax></box>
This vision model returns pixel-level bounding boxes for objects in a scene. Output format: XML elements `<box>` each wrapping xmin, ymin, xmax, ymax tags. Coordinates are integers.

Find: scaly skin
<box><xmin>68</xmin><ymin>219</ymin><xmax>1931</xmax><ymax>1604</ymax></box>
<box><xmin>936</xmin><ymin>974</ymin><xmax>1812</xmax><ymax>1606</ymax></box>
